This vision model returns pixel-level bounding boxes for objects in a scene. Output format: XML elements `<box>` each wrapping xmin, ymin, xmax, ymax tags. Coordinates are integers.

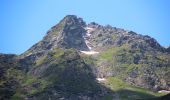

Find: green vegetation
<box><xmin>95</xmin><ymin>43</ymin><xmax>170</xmax><ymax>99</ymax></box>
<box><xmin>99</xmin><ymin>43</ymin><xmax>130</xmax><ymax>60</ymax></box>
<box><xmin>11</xmin><ymin>91</ymin><xmax>25</xmax><ymax>100</ymax></box>
<box><xmin>35</xmin><ymin>56</ymin><xmax>47</xmax><ymax>66</ymax></box>
<box><xmin>106</xmin><ymin>77</ymin><xmax>128</xmax><ymax>90</ymax></box>
<box><xmin>49</xmin><ymin>48</ymin><xmax>65</xmax><ymax>58</ymax></box>
<box><xmin>106</xmin><ymin>77</ymin><xmax>164</xmax><ymax>100</ymax></box>
<box><xmin>22</xmin><ymin>75</ymin><xmax>38</xmax><ymax>86</ymax></box>
<box><xmin>81</xmin><ymin>54</ymin><xmax>97</xmax><ymax>66</ymax></box>
<box><xmin>0</xmin><ymin>66</ymin><xmax>25</xmax><ymax>100</ymax></box>
<box><xmin>49</xmin><ymin>19</ymin><xmax>65</xmax><ymax>35</ymax></box>
<box><xmin>20</xmin><ymin>75</ymin><xmax>49</xmax><ymax>96</ymax></box>
<box><xmin>20</xmin><ymin>48</ymin><xmax>101</xmax><ymax>99</ymax></box>
<box><xmin>100</xmin><ymin>48</ymin><xmax>114</xmax><ymax>60</ymax></box>
<box><xmin>112</xmin><ymin>34</ymin><xmax>118</xmax><ymax>40</ymax></box>
<box><xmin>98</xmin><ymin>45</ymin><xmax>142</xmax><ymax>76</ymax></box>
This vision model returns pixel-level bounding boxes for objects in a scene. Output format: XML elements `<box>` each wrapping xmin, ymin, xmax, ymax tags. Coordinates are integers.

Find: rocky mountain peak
<box><xmin>23</xmin><ymin>15</ymin><xmax>89</xmax><ymax>56</ymax></box>
<box><xmin>61</xmin><ymin>15</ymin><xmax>86</xmax><ymax>27</ymax></box>
<box><xmin>87</xmin><ymin>22</ymin><xmax>101</xmax><ymax>28</ymax></box>
<box><xmin>23</xmin><ymin>15</ymin><xmax>167</xmax><ymax>57</ymax></box>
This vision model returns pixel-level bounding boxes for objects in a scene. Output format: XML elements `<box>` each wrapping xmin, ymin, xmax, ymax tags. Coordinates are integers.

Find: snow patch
<box><xmin>96</xmin><ymin>78</ymin><xmax>106</xmax><ymax>82</ymax></box>
<box><xmin>85</xmin><ymin>27</ymin><xmax>95</xmax><ymax>34</ymax></box>
<box><xmin>86</xmin><ymin>33</ymin><xmax>91</xmax><ymax>37</ymax></box>
<box><xmin>83</xmin><ymin>27</ymin><xmax>94</xmax><ymax>50</ymax></box>
<box><xmin>84</xmin><ymin>40</ymin><xmax>92</xmax><ymax>50</ymax></box>
<box><xmin>81</xmin><ymin>27</ymin><xmax>99</xmax><ymax>55</ymax></box>
<box><xmin>25</xmin><ymin>52</ymin><xmax>32</xmax><ymax>57</ymax></box>
<box><xmin>80</xmin><ymin>51</ymin><xmax>99</xmax><ymax>55</ymax></box>
<box><xmin>158</xmin><ymin>90</ymin><xmax>170</xmax><ymax>93</ymax></box>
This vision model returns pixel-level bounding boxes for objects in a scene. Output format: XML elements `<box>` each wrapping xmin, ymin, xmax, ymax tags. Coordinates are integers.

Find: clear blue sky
<box><xmin>0</xmin><ymin>0</ymin><xmax>170</xmax><ymax>54</ymax></box>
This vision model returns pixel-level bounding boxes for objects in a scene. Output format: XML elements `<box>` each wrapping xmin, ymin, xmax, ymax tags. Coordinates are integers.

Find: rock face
<box><xmin>0</xmin><ymin>15</ymin><xmax>170</xmax><ymax>100</ymax></box>
<box><xmin>24</xmin><ymin>15</ymin><xmax>88</xmax><ymax>56</ymax></box>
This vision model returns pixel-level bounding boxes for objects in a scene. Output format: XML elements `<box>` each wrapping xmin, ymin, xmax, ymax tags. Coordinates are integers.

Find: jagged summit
<box><xmin>23</xmin><ymin>15</ymin><xmax>165</xmax><ymax>57</ymax></box>
<box><xmin>61</xmin><ymin>15</ymin><xmax>86</xmax><ymax>26</ymax></box>
<box><xmin>23</xmin><ymin>15</ymin><xmax>89</xmax><ymax>56</ymax></box>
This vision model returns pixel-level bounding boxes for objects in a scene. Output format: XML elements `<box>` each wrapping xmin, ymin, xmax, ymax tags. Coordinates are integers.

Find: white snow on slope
<box><xmin>80</xmin><ymin>27</ymin><xmax>99</xmax><ymax>55</ymax></box>
<box><xmin>84</xmin><ymin>40</ymin><xmax>92</xmax><ymax>50</ymax></box>
<box><xmin>80</xmin><ymin>51</ymin><xmax>99</xmax><ymax>55</ymax></box>
<box><xmin>83</xmin><ymin>27</ymin><xmax>94</xmax><ymax>48</ymax></box>
<box><xmin>96</xmin><ymin>78</ymin><xmax>106</xmax><ymax>82</ymax></box>
<box><xmin>158</xmin><ymin>90</ymin><xmax>170</xmax><ymax>93</ymax></box>
<box><xmin>85</xmin><ymin>27</ymin><xmax>95</xmax><ymax>34</ymax></box>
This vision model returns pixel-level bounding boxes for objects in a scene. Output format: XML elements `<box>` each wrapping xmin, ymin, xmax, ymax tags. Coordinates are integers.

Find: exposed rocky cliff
<box><xmin>23</xmin><ymin>15</ymin><xmax>88</xmax><ymax>56</ymax></box>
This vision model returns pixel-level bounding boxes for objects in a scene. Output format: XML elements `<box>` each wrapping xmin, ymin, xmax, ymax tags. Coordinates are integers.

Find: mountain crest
<box><xmin>23</xmin><ymin>15</ymin><xmax>89</xmax><ymax>56</ymax></box>
<box><xmin>61</xmin><ymin>15</ymin><xmax>86</xmax><ymax>27</ymax></box>
<box><xmin>23</xmin><ymin>15</ymin><xmax>166</xmax><ymax>57</ymax></box>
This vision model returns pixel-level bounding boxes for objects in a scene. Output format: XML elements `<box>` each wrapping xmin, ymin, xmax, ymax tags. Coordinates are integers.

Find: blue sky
<box><xmin>0</xmin><ymin>0</ymin><xmax>170</xmax><ymax>54</ymax></box>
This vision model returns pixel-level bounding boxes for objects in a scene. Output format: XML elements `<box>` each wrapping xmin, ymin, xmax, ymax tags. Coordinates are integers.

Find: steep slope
<box><xmin>72</xmin><ymin>19</ymin><xmax>170</xmax><ymax>92</ymax></box>
<box><xmin>13</xmin><ymin>48</ymin><xmax>115</xmax><ymax>100</ymax></box>
<box><xmin>0</xmin><ymin>54</ymin><xmax>25</xmax><ymax>100</ymax></box>
<box><xmin>0</xmin><ymin>15</ymin><xmax>170</xmax><ymax>100</ymax></box>
<box><xmin>23</xmin><ymin>15</ymin><xmax>88</xmax><ymax>57</ymax></box>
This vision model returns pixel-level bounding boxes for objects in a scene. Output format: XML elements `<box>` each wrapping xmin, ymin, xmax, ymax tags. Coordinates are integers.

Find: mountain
<box><xmin>0</xmin><ymin>15</ymin><xmax>170</xmax><ymax>100</ymax></box>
